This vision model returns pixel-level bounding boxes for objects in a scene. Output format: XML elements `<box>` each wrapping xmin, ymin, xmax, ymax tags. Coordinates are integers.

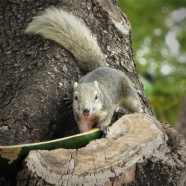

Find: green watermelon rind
<box><xmin>0</xmin><ymin>128</ymin><xmax>101</xmax><ymax>177</ymax></box>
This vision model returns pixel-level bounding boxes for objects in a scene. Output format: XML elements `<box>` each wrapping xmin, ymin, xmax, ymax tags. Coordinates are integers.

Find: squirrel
<box><xmin>25</xmin><ymin>7</ymin><xmax>142</xmax><ymax>134</ymax></box>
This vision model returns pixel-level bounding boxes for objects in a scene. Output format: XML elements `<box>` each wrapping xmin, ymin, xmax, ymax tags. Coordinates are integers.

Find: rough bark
<box><xmin>17</xmin><ymin>113</ymin><xmax>186</xmax><ymax>186</ymax></box>
<box><xmin>0</xmin><ymin>0</ymin><xmax>153</xmax><ymax>146</ymax></box>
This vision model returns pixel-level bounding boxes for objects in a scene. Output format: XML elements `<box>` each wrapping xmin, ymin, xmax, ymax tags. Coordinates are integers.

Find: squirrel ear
<box><xmin>74</xmin><ymin>82</ymin><xmax>78</xmax><ymax>89</ymax></box>
<box><xmin>94</xmin><ymin>81</ymin><xmax>98</xmax><ymax>88</ymax></box>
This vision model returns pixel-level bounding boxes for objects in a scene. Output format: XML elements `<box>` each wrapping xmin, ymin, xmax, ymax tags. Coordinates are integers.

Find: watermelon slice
<box><xmin>0</xmin><ymin>128</ymin><xmax>101</xmax><ymax>178</ymax></box>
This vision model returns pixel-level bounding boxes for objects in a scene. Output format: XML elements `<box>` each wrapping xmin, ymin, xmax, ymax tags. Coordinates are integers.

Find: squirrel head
<box><xmin>73</xmin><ymin>81</ymin><xmax>103</xmax><ymax>116</ymax></box>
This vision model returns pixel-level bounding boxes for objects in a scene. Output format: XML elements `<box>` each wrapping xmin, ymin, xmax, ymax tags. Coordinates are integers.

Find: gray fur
<box><xmin>25</xmin><ymin>7</ymin><xmax>105</xmax><ymax>71</ymax></box>
<box><xmin>26</xmin><ymin>7</ymin><xmax>141</xmax><ymax>134</ymax></box>
<box><xmin>73</xmin><ymin>67</ymin><xmax>141</xmax><ymax>133</ymax></box>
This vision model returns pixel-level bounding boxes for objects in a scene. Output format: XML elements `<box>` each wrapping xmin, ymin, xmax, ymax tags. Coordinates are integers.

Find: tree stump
<box><xmin>17</xmin><ymin>113</ymin><xmax>186</xmax><ymax>185</ymax></box>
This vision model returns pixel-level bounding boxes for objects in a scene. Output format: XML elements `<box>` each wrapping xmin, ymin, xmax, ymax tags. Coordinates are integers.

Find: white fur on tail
<box><xmin>25</xmin><ymin>7</ymin><xmax>104</xmax><ymax>71</ymax></box>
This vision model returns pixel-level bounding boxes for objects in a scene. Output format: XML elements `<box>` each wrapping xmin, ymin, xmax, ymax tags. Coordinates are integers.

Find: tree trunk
<box><xmin>1</xmin><ymin>0</ymin><xmax>185</xmax><ymax>185</ymax></box>
<box><xmin>0</xmin><ymin>0</ymin><xmax>153</xmax><ymax>146</ymax></box>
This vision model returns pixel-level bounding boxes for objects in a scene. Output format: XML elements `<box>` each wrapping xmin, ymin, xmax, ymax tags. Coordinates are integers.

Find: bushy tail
<box><xmin>25</xmin><ymin>7</ymin><xmax>105</xmax><ymax>71</ymax></box>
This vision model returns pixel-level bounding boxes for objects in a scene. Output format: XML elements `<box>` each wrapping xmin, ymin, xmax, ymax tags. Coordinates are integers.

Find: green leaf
<box><xmin>0</xmin><ymin>128</ymin><xmax>101</xmax><ymax>178</ymax></box>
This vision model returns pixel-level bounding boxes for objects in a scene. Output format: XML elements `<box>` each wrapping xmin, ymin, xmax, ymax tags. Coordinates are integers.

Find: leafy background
<box><xmin>119</xmin><ymin>0</ymin><xmax>186</xmax><ymax>125</ymax></box>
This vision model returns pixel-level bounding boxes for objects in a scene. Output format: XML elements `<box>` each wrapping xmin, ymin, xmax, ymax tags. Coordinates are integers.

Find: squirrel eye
<box><xmin>74</xmin><ymin>95</ymin><xmax>78</xmax><ymax>101</ymax></box>
<box><xmin>95</xmin><ymin>95</ymin><xmax>98</xmax><ymax>100</ymax></box>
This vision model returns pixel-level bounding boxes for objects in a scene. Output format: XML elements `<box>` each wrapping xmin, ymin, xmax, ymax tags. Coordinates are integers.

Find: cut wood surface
<box><xmin>17</xmin><ymin>113</ymin><xmax>186</xmax><ymax>186</ymax></box>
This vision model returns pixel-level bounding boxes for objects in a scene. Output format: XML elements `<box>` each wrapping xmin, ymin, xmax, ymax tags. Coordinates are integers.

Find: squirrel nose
<box><xmin>82</xmin><ymin>108</ymin><xmax>90</xmax><ymax>116</ymax></box>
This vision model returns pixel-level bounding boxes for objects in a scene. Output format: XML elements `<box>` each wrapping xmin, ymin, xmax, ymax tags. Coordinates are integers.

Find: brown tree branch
<box><xmin>17</xmin><ymin>113</ymin><xmax>186</xmax><ymax>185</ymax></box>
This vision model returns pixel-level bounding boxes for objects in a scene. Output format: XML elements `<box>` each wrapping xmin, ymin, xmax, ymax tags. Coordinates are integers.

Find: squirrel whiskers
<box><xmin>26</xmin><ymin>7</ymin><xmax>142</xmax><ymax>134</ymax></box>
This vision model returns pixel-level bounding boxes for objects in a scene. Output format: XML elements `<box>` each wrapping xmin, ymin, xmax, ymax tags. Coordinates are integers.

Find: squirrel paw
<box><xmin>63</xmin><ymin>92</ymin><xmax>73</xmax><ymax>109</ymax></box>
<box><xmin>100</xmin><ymin>125</ymin><xmax>110</xmax><ymax>135</ymax></box>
